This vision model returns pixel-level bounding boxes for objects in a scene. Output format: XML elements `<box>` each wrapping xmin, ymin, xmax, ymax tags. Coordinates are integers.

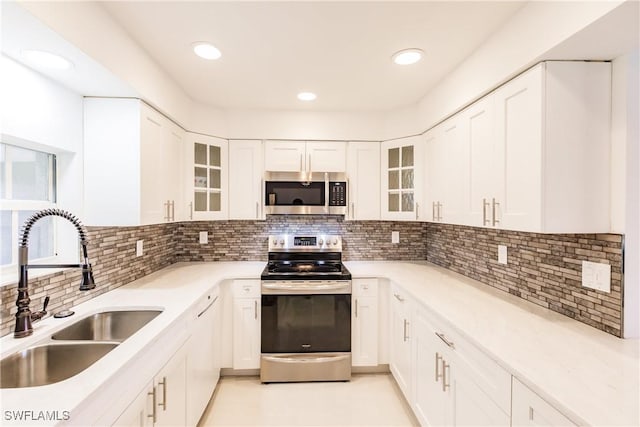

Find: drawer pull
<box><xmin>394</xmin><ymin>293</ymin><xmax>405</xmax><ymax>302</ymax></box>
<box><xmin>435</xmin><ymin>332</ymin><xmax>455</xmax><ymax>349</ymax></box>
<box><xmin>442</xmin><ymin>360</ymin><xmax>450</xmax><ymax>392</ymax></box>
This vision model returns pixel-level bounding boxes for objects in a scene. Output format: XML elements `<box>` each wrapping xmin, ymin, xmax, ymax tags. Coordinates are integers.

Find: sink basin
<box><xmin>51</xmin><ymin>310</ymin><xmax>162</xmax><ymax>342</ymax></box>
<box><xmin>0</xmin><ymin>343</ymin><xmax>117</xmax><ymax>388</ymax></box>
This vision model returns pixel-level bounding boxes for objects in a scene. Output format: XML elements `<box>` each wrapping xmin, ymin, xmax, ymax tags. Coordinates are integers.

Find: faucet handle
<box><xmin>31</xmin><ymin>296</ymin><xmax>50</xmax><ymax>322</ymax></box>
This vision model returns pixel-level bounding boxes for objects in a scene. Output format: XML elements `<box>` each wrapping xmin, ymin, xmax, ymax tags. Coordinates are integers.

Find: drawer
<box><xmin>232</xmin><ymin>279</ymin><xmax>261</xmax><ymax>298</ymax></box>
<box><xmin>512</xmin><ymin>377</ymin><xmax>577</xmax><ymax>426</ymax></box>
<box><xmin>353</xmin><ymin>278</ymin><xmax>378</xmax><ymax>297</ymax></box>
<box><xmin>193</xmin><ymin>286</ymin><xmax>220</xmax><ymax>319</ymax></box>
<box><xmin>419</xmin><ymin>303</ymin><xmax>512</xmax><ymax>414</ymax></box>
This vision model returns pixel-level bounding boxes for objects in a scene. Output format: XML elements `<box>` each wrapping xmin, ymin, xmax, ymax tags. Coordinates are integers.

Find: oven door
<box><xmin>261</xmin><ymin>283</ymin><xmax>351</xmax><ymax>353</ymax></box>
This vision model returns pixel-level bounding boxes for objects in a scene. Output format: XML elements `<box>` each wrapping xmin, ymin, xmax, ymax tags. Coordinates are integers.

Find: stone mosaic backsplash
<box><xmin>0</xmin><ymin>218</ymin><xmax>625</xmax><ymax>337</ymax></box>
<box><xmin>0</xmin><ymin>224</ymin><xmax>175</xmax><ymax>337</ymax></box>
<box><xmin>426</xmin><ymin>223</ymin><xmax>624</xmax><ymax>337</ymax></box>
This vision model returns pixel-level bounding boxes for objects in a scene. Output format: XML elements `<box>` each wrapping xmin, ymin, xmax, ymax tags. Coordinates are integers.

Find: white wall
<box><xmin>0</xmin><ymin>54</ymin><xmax>84</xmax><ymax>265</ymax></box>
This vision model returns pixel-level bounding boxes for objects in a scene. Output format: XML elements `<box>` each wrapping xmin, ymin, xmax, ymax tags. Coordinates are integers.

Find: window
<box><xmin>0</xmin><ymin>143</ymin><xmax>57</xmax><ymax>268</ymax></box>
<box><xmin>387</xmin><ymin>145</ymin><xmax>415</xmax><ymax>212</ymax></box>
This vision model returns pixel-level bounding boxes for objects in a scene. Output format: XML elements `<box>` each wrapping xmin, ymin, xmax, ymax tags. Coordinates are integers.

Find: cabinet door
<box><xmin>306</xmin><ymin>141</ymin><xmax>347</xmax><ymax>172</ymax></box>
<box><xmin>494</xmin><ymin>64</ymin><xmax>543</xmax><ymax>232</ymax></box>
<box><xmin>264</xmin><ymin>140</ymin><xmax>305</xmax><ymax>172</ymax></box>
<box><xmin>164</xmin><ymin>122</ymin><xmax>185</xmax><ymax>222</ymax></box>
<box><xmin>113</xmin><ymin>381</ymin><xmax>154</xmax><ymax>427</ymax></box>
<box><xmin>413</xmin><ymin>308</ymin><xmax>451</xmax><ymax>427</ymax></box>
<box><xmin>155</xmin><ymin>345</ymin><xmax>187</xmax><ymax>427</ymax></box>
<box><xmin>439</xmin><ymin>117</ymin><xmax>467</xmax><ymax>225</ymax></box>
<box><xmin>381</xmin><ymin>137</ymin><xmax>422</xmax><ymax>221</ymax></box>
<box><xmin>424</xmin><ymin>127</ymin><xmax>442</xmax><ymax>222</ymax></box>
<box><xmin>512</xmin><ymin>378</ymin><xmax>577</xmax><ymax>426</ymax></box>
<box><xmin>185</xmin><ymin>132</ymin><xmax>228</xmax><ymax>220</ymax></box>
<box><xmin>453</xmin><ymin>369</ymin><xmax>509</xmax><ymax>426</ymax></box>
<box><xmin>233</xmin><ymin>297</ymin><xmax>261</xmax><ymax>369</ymax></box>
<box><xmin>352</xmin><ymin>295</ymin><xmax>378</xmax><ymax>366</ymax></box>
<box><xmin>229</xmin><ymin>140</ymin><xmax>264</xmax><ymax>219</ymax></box>
<box><xmin>346</xmin><ymin>141</ymin><xmax>380</xmax><ymax>220</ymax></box>
<box><xmin>389</xmin><ymin>286</ymin><xmax>413</xmax><ymax>400</ymax></box>
<box><xmin>462</xmin><ymin>96</ymin><xmax>495</xmax><ymax>228</ymax></box>
<box><xmin>140</xmin><ymin>107</ymin><xmax>165</xmax><ymax>224</ymax></box>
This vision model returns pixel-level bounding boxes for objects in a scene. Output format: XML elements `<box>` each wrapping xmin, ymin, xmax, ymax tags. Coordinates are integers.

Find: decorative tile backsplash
<box><xmin>0</xmin><ymin>224</ymin><xmax>175</xmax><ymax>337</ymax></box>
<box><xmin>0</xmin><ymin>218</ymin><xmax>625</xmax><ymax>337</ymax></box>
<box><xmin>426</xmin><ymin>223</ymin><xmax>624</xmax><ymax>337</ymax></box>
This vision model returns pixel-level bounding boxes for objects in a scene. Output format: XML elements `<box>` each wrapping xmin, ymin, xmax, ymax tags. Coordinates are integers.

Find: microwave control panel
<box><xmin>329</xmin><ymin>182</ymin><xmax>347</xmax><ymax>207</ymax></box>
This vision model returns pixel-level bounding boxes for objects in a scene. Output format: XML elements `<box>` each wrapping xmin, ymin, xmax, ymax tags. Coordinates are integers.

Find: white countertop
<box><xmin>1</xmin><ymin>261</ymin><xmax>638</xmax><ymax>426</ymax></box>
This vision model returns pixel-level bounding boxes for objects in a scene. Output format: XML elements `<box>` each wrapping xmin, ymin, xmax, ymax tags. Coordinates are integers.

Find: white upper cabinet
<box><xmin>422</xmin><ymin>61</ymin><xmax>611</xmax><ymax>233</ymax></box>
<box><xmin>346</xmin><ymin>141</ymin><xmax>380</xmax><ymax>220</ymax></box>
<box><xmin>84</xmin><ymin>98</ymin><xmax>184</xmax><ymax>226</ymax></box>
<box><xmin>185</xmin><ymin>132</ymin><xmax>228</xmax><ymax>220</ymax></box>
<box><xmin>229</xmin><ymin>140</ymin><xmax>264</xmax><ymax>220</ymax></box>
<box><xmin>381</xmin><ymin>136</ymin><xmax>422</xmax><ymax>221</ymax></box>
<box><xmin>264</xmin><ymin>140</ymin><xmax>346</xmax><ymax>172</ymax></box>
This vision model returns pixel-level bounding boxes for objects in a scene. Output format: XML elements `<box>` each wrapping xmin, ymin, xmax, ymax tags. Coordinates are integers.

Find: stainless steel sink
<box><xmin>0</xmin><ymin>343</ymin><xmax>117</xmax><ymax>388</ymax></box>
<box><xmin>51</xmin><ymin>310</ymin><xmax>162</xmax><ymax>342</ymax></box>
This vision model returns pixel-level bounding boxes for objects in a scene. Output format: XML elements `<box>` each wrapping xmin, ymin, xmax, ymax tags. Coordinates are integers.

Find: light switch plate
<box><xmin>498</xmin><ymin>245</ymin><xmax>508</xmax><ymax>265</ymax></box>
<box><xmin>199</xmin><ymin>231</ymin><xmax>208</xmax><ymax>244</ymax></box>
<box><xmin>136</xmin><ymin>240</ymin><xmax>143</xmax><ymax>257</ymax></box>
<box><xmin>582</xmin><ymin>261</ymin><xmax>611</xmax><ymax>293</ymax></box>
<box><xmin>391</xmin><ymin>231</ymin><xmax>399</xmax><ymax>244</ymax></box>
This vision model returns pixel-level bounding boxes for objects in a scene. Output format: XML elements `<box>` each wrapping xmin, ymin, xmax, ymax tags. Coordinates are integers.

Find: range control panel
<box><xmin>268</xmin><ymin>234</ymin><xmax>343</xmax><ymax>252</ymax></box>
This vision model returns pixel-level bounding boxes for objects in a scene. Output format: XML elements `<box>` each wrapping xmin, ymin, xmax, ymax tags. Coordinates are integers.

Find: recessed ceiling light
<box><xmin>21</xmin><ymin>50</ymin><xmax>72</xmax><ymax>70</ymax></box>
<box><xmin>297</xmin><ymin>92</ymin><xmax>317</xmax><ymax>101</ymax></box>
<box><xmin>392</xmin><ymin>48</ymin><xmax>424</xmax><ymax>65</ymax></box>
<box><xmin>193</xmin><ymin>42</ymin><xmax>221</xmax><ymax>60</ymax></box>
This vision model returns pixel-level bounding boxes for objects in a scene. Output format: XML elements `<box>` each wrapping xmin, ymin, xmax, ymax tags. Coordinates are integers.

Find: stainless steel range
<box><xmin>260</xmin><ymin>234</ymin><xmax>352</xmax><ymax>383</ymax></box>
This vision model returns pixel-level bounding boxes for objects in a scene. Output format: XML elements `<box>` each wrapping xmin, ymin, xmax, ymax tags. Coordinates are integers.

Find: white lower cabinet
<box><xmin>512</xmin><ymin>378</ymin><xmax>577</xmax><ymax>426</ymax></box>
<box><xmin>352</xmin><ymin>278</ymin><xmax>379</xmax><ymax>366</ymax></box>
<box><xmin>389</xmin><ymin>284</ymin><xmax>413</xmax><ymax>400</ymax></box>
<box><xmin>114</xmin><ymin>343</ymin><xmax>187</xmax><ymax>426</ymax></box>
<box><xmin>186</xmin><ymin>287</ymin><xmax>221</xmax><ymax>425</ymax></box>
<box><xmin>232</xmin><ymin>279</ymin><xmax>261</xmax><ymax>369</ymax></box>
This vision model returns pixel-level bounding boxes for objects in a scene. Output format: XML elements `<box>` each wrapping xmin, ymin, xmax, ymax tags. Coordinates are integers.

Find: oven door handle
<box><xmin>261</xmin><ymin>282</ymin><xmax>351</xmax><ymax>294</ymax></box>
<box><xmin>262</xmin><ymin>354</ymin><xmax>351</xmax><ymax>364</ymax></box>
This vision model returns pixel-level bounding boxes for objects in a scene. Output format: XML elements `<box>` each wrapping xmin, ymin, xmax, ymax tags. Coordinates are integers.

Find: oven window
<box><xmin>261</xmin><ymin>294</ymin><xmax>351</xmax><ymax>353</ymax></box>
<box><xmin>265</xmin><ymin>181</ymin><xmax>325</xmax><ymax>206</ymax></box>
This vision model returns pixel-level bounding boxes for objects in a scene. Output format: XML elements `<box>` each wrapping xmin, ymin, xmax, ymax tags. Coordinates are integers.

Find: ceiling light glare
<box><xmin>22</xmin><ymin>50</ymin><xmax>72</xmax><ymax>70</ymax></box>
<box><xmin>193</xmin><ymin>42</ymin><xmax>221</xmax><ymax>60</ymax></box>
<box><xmin>392</xmin><ymin>48</ymin><xmax>424</xmax><ymax>65</ymax></box>
<box><xmin>297</xmin><ymin>92</ymin><xmax>317</xmax><ymax>101</ymax></box>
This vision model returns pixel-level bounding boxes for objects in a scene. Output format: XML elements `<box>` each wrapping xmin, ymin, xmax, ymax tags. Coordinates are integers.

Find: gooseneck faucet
<box><xmin>14</xmin><ymin>209</ymin><xmax>96</xmax><ymax>338</ymax></box>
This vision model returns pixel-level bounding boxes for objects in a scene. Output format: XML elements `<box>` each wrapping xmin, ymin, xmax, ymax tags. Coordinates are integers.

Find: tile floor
<box><xmin>199</xmin><ymin>374</ymin><xmax>418</xmax><ymax>426</ymax></box>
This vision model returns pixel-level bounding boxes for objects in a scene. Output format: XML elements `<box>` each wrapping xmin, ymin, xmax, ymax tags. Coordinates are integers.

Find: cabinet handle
<box><xmin>308</xmin><ymin>154</ymin><xmax>312</xmax><ymax>172</ymax></box>
<box><xmin>442</xmin><ymin>360</ymin><xmax>450</xmax><ymax>392</ymax></box>
<box><xmin>351</xmin><ymin>202</ymin><xmax>355</xmax><ymax>219</ymax></box>
<box><xmin>432</xmin><ymin>202</ymin><xmax>436</xmax><ymax>221</ymax></box>
<box><xmin>394</xmin><ymin>293</ymin><xmax>405</xmax><ymax>302</ymax></box>
<box><xmin>435</xmin><ymin>352</ymin><xmax>443</xmax><ymax>382</ymax></box>
<box><xmin>529</xmin><ymin>406</ymin><xmax>534</xmax><ymax>421</ymax></box>
<box><xmin>256</xmin><ymin>201</ymin><xmax>259</xmax><ymax>219</ymax></box>
<box><xmin>189</xmin><ymin>202</ymin><xmax>193</xmax><ymax>220</ymax></box>
<box><xmin>492</xmin><ymin>198</ymin><xmax>500</xmax><ymax>226</ymax></box>
<box><xmin>158</xmin><ymin>377</ymin><xmax>167</xmax><ymax>410</ymax></box>
<box><xmin>147</xmin><ymin>386</ymin><xmax>157</xmax><ymax>423</ymax></box>
<box><xmin>403</xmin><ymin>319</ymin><xmax>409</xmax><ymax>342</ymax></box>
<box><xmin>415</xmin><ymin>202</ymin><xmax>419</xmax><ymax>220</ymax></box>
<box><xmin>254</xmin><ymin>300</ymin><xmax>258</xmax><ymax>320</ymax></box>
<box><xmin>170</xmin><ymin>200</ymin><xmax>175</xmax><ymax>222</ymax></box>
<box><xmin>355</xmin><ymin>298</ymin><xmax>358</xmax><ymax>318</ymax></box>
<box><xmin>437</xmin><ymin>202</ymin><xmax>443</xmax><ymax>221</ymax></box>
<box><xmin>435</xmin><ymin>332</ymin><xmax>455</xmax><ymax>349</ymax></box>
<box><xmin>483</xmin><ymin>198</ymin><xmax>491</xmax><ymax>225</ymax></box>
<box><xmin>164</xmin><ymin>200</ymin><xmax>170</xmax><ymax>221</ymax></box>
<box><xmin>300</xmin><ymin>154</ymin><xmax>303</xmax><ymax>172</ymax></box>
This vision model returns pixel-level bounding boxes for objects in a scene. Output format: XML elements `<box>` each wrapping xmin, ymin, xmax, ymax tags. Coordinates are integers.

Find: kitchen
<box><xmin>0</xmin><ymin>1</ymin><xmax>639</xmax><ymax>426</ymax></box>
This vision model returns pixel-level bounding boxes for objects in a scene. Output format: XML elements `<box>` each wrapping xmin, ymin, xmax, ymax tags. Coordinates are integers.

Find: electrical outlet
<box><xmin>498</xmin><ymin>245</ymin><xmax>508</xmax><ymax>265</ymax></box>
<box><xmin>199</xmin><ymin>231</ymin><xmax>208</xmax><ymax>244</ymax></box>
<box><xmin>136</xmin><ymin>240</ymin><xmax>143</xmax><ymax>257</ymax></box>
<box><xmin>582</xmin><ymin>261</ymin><xmax>611</xmax><ymax>293</ymax></box>
<box><xmin>391</xmin><ymin>231</ymin><xmax>399</xmax><ymax>244</ymax></box>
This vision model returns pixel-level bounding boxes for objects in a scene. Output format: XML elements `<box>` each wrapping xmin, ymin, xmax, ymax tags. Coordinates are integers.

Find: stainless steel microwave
<box><xmin>264</xmin><ymin>172</ymin><xmax>347</xmax><ymax>215</ymax></box>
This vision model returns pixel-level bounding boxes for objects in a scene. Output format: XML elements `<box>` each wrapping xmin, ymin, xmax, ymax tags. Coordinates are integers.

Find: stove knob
<box><xmin>272</xmin><ymin>238</ymin><xmax>278</xmax><ymax>245</ymax></box>
<box><xmin>318</xmin><ymin>238</ymin><xmax>324</xmax><ymax>245</ymax></box>
<box><xmin>279</xmin><ymin>239</ymin><xmax>285</xmax><ymax>246</ymax></box>
<box><xmin>332</xmin><ymin>239</ymin><xmax>338</xmax><ymax>245</ymax></box>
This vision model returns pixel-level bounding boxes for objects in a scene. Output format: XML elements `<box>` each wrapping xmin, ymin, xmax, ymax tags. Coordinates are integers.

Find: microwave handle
<box><xmin>324</xmin><ymin>173</ymin><xmax>329</xmax><ymax>213</ymax></box>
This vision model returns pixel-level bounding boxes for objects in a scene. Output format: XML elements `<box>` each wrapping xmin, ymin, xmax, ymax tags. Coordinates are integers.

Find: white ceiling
<box><xmin>99</xmin><ymin>1</ymin><xmax>525</xmax><ymax>112</ymax></box>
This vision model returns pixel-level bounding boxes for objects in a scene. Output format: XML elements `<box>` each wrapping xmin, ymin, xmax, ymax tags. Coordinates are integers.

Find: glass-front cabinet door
<box><xmin>185</xmin><ymin>132</ymin><xmax>228</xmax><ymax>220</ymax></box>
<box><xmin>381</xmin><ymin>136</ymin><xmax>422</xmax><ymax>220</ymax></box>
